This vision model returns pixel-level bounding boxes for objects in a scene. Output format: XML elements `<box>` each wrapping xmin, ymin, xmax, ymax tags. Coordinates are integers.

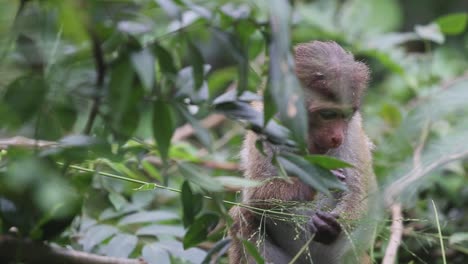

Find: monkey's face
<box><xmin>307</xmin><ymin>104</ymin><xmax>355</xmax><ymax>154</ymax></box>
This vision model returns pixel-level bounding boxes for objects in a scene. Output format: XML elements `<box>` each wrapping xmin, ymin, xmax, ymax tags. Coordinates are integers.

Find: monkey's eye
<box><xmin>318</xmin><ymin>109</ymin><xmax>339</xmax><ymax>120</ymax></box>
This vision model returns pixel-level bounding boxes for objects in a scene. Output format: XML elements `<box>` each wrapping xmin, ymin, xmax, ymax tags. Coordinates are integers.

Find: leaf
<box><xmin>436</xmin><ymin>13</ymin><xmax>468</xmax><ymax>35</ymax></box>
<box><xmin>142</xmin><ymin>244</ymin><xmax>171</xmax><ymax>264</ymax></box>
<box><xmin>183</xmin><ymin>212</ymin><xmax>219</xmax><ymax>249</ymax></box>
<box><xmin>154</xmin><ymin>44</ymin><xmax>177</xmax><ymax>75</ymax></box>
<box><xmin>201</xmin><ymin>238</ymin><xmax>231</xmax><ymax>264</ymax></box>
<box><xmin>79</xmin><ymin>225</ymin><xmax>118</xmax><ymax>252</ymax></box>
<box><xmin>108</xmin><ymin>192</ymin><xmax>128</xmax><ymax>211</ymax></box>
<box><xmin>267</xmin><ymin>0</ymin><xmax>307</xmax><ymax>148</ymax></box>
<box><xmin>216</xmin><ymin>176</ymin><xmax>261</xmax><ymax>190</ymax></box>
<box><xmin>119</xmin><ymin>211</ymin><xmax>178</xmax><ymax>225</ymax></box>
<box><xmin>108</xmin><ymin>56</ymin><xmax>143</xmax><ymax>139</ymax></box>
<box><xmin>101</xmin><ymin>234</ymin><xmax>137</xmax><ymax>258</ymax></box>
<box><xmin>131</xmin><ymin>48</ymin><xmax>155</xmax><ymax>92</ymax></box>
<box><xmin>304</xmin><ymin>155</ymin><xmax>354</xmax><ymax>170</ymax></box>
<box><xmin>137</xmin><ymin>224</ymin><xmax>185</xmax><ymax>237</ymax></box>
<box><xmin>141</xmin><ymin>160</ymin><xmax>163</xmax><ymax>182</ymax></box>
<box><xmin>415</xmin><ymin>23</ymin><xmax>445</xmax><ymax>44</ymax></box>
<box><xmin>3</xmin><ymin>75</ymin><xmax>48</xmax><ymax>127</ymax></box>
<box><xmin>449</xmin><ymin>233</ymin><xmax>468</xmax><ymax>245</ymax></box>
<box><xmin>175</xmin><ymin>66</ymin><xmax>210</xmax><ymax>103</ymax></box>
<box><xmin>181</xmin><ymin>181</ymin><xmax>203</xmax><ymax>227</ymax></box>
<box><xmin>146</xmin><ymin>241</ymin><xmax>207</xmax><ymax>264</ymax></box>
<box><xmin>179</xmin><ymin>162</ymin><xmax>223</xmax><ymax>192</ymax></box>
<box><xmin>117</xmin><ymin>21</ymin><xmax>150</xmax><ymax>34</ymax></box>
<box><xmin>152</xmin><ymin>99</ymin><xmax>176</xmax><ymax>162</ymax></box>
<box><xmin>278</xmin><ymin>153</ymin><xmax>345</xmax><ymax>196</ymax></box>
<box><xmin>187</xmin><ymin>40</ymin><xmax>204</xmax><ymax>91</ymax></box>
<box><xmin>176</xmin><ymin>103</ymin><xmax>212</xmax><ymax>150</ymax></box>
<box><xmin>155</xmin><ymin>0</ymin><xmax>181</xmax><ymax>18</ymax></box>
<box><xmin>57</xmin><ymin>1</ymin><xmax>87</xmax><ymax>42</ymax></box>
<box><xmin>379</xmin><ymin>103</ymin><xmax>403</xmax><ymax>128</ymax></box>
<box><xmin>241</xmin><ymin>240</ymin><xmax>265</xmax><ymax>264</ymax></box>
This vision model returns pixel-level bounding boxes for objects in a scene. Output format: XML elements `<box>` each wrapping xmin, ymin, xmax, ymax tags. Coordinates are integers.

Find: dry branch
<box><xmin>0</xmin><ymin>235</ymin><xmax>146</xmax><ymax>264</ymax></box>
<box><xmin>382</xmin><ymin>203</ymin><xmax>403</xmax><ymax>264</ymax></box>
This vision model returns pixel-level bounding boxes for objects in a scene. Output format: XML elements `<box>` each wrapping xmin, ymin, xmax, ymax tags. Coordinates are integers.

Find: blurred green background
<box><xmin>0</xmin><ymin>0</ymin><xmax>467</xmax><ymax>263</ymax></box>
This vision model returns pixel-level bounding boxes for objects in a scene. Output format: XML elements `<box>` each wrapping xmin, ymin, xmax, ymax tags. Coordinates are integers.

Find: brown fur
<box><xmin>228</xmin><ymin>41</ymin><xmax>376</xmax><ymax>264</ymax></box>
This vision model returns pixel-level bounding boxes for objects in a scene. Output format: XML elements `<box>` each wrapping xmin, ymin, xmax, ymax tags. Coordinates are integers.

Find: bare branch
<box><xmin>382</xmin><ymin>203</ymin><xmax>403</xmax><ymax>264</ymax></box>
<box><xmin>0</xmin><ymin>235</ymin><xmax>147</xmax><ymax>264</ymax></box>
<box><xmin>0</xmin><ymin>136</ymin><xmax>57</xmax><ymax>149</ymax></box>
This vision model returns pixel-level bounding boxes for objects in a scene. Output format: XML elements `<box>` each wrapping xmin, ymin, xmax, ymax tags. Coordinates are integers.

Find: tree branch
<box><xmin>83</xmin><ymin>31</ymin><xmax>106</xmax><ymax>135</ymax></box>
<box><xmin>382</xmin><ymin>203</ymin><xmax>403</xmax><ymax>264</ymax></box>
<box><xmin>0</xmin><ymin>235</ymin><xmax>146</xmax><ymax>264</ymax></box>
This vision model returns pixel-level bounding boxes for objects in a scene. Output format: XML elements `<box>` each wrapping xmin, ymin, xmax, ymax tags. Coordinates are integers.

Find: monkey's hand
<box><xmin>308</xmin><ymin>211</ymin><xmax>341</xmax><ymax>244</ymax></box>
<box><xmin>332</xmin><ymin>168</ymin><xmax>346</xmax><ymax>182</ymax></box>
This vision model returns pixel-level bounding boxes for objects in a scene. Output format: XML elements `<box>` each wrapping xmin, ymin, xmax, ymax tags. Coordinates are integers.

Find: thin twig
<box><xmin>83</xmin><ymin>31</ymin><xmax>106</xmax><ymax>135</ymax></box>
<box><xmin>382</xmin><ymin>203</ymin><xmax>403</xmax><ymax>264</ymax></box>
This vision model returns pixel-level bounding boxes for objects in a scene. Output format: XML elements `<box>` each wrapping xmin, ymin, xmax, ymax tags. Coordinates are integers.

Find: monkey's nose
<box><xmin>330</xmin><ymin>136</ymin><xmax>342</xmax><ymax>148</ymax></box>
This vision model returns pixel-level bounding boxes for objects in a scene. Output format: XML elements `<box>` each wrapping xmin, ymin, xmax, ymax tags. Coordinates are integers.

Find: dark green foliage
<box><xmin>0</xmin><ymin>0</ymin><xmax>467</xmax><ymax>263</ymax></box>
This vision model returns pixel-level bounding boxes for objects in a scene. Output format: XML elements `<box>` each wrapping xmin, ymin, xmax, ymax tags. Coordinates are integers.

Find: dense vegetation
<box><xmin>0</xmin><ymin>0</ymin><xmax>467</xmax><ymax>263</ymax></box>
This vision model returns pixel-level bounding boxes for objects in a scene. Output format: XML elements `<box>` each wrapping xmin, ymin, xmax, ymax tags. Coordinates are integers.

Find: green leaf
<box><xmin>379</xmin><ymin>103</ymin><xmax>402</xmax><ymax>128</ymax></box>
<box><xmin>131</xmin><ymin>48</ymin><xmax>155</xmax><ymax>92</ymax></box>
<box><xmin>152</xmin><ymin>99</ymin><xmax>176</xmax><ymax>162</ymax></box>
<box><xmin>304</xmin><ymin>155</ymin><xmax>354</xmax><ymax>170</ymax></box>
<box><xmin>415</xmin><ymin>23</ymin><xmax>445</xmax><ymax>44</ymax></box>
<box><xmin>181</xmin><ymin>181</ymin><xmax>203</xmax><ymax>227</ymax></box>
<box><xmin>183</xmin><ymin>212</ymin><xmax>219</xmax><ymax>249</ymax></box>
<box><xmin>278</xmin><ymin>153</ymin><xmax>345</xmax><ymax>195</ymax></box>
<box><xmin>3</xmin><ymin>75</ymin><xmax>48</xmax><ymax>127</ymax></box>
<box><xmin>119</xmin><ymin>211</ymin><xmax>178</xmax><ymax>225</ymax></box>
<box><xmin>108</xmin><ymin>192</ymin><xmax>128</xmax><ymax>211</ymax></box>
<box><xmin>176</xmin><ymin>103</ymin><xmax>212</xmax><ymax>150</ymax></box>
<box><xmin>179</xmin><ymin>163</ymin><xmax>223</xmax><ymax>192</ymax></box>
<box><xmin>201</xmin><ymin>238</ymin><xmax>231</xmax><ymax>264</ymax></box>
<box><xmin>187</xmin><ymin>40</ymin><xmax>204</xmax><ymax>91</ymax></box>
<box><xmin>267</xmin><ymin>0</ymin><xmax>307</xmax><ymax>148</ymax></box>
<box><xmin>154</xmin><ymin>44</ymin><xmax>178</xmax><ymax>75</ymax></box>
<box><xmin>141</xmin><ymin>160</ymin><xmax>163</xmax><ymax>182</ymax></box>
<box><xmin>80</xmin><ymin>225</ymin><xmax>119</xmax><ymax>252</ymax></box>
<box><xmin>108</xmin><ymin>56</ymin><xmax>143</xmax><ymax>139</ymax></box>
<box><xmin>56</xmin><ymin>1</ymin><xmax>87</xmax><ymax>42</ymax></box>
<box><xmin>216</xmin><ymin>176</ymin><xmax>261</xmax><ymax>190</ymax></box>
<box><xmin>142</xmin><ymin>244</ymin><xmax>171</xmax><ymax>264</ymax></box>
<box><xmin>449</xmin><ymin>232</ymin><xmax>468</xmax><ymax>245</ymax></box>
<box><xmin>241</xmin><ymin>240</ymin><xmax>265</xmax><ymax>264</ymax></box>
<box><xmin>436</xmin><ymin>13</ymin><xmax>468</xmax><ymax>35</ymax></box>
<box><xmin>101</xmin><ymin>234</ymin><xmax>138</xmax><ymax>258</ymax></box>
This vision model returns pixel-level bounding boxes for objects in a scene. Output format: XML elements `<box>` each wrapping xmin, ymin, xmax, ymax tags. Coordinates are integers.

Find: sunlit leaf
<box><xmin>304</xmin><ymin>155</ymin><xmax>354</xmax><ymax>170</ymax></box>
<box><xmin>436</xmin><ymin>13</ymin><xmax>468</xmax><ymax>35</ymax></box>
<box><xmin>415</xmin><ymin>23</ymin><xmax>445</xmax><ymax>44</ymax></box>
<box><xmin>101</xmin><ymin>234</ymin><xmax>137</xmax><ymax>258</ymax></box>
<box><xmin>119</xmin><ymin>211</ymin><xmax>178</xmax><ymax>225</ymax></box>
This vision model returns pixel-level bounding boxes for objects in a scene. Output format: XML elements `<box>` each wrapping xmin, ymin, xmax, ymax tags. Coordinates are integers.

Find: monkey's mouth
<box><xmin>309</xmin><ymin>143</ymin><xmax>328</xmax><ymax>155</ymax></box>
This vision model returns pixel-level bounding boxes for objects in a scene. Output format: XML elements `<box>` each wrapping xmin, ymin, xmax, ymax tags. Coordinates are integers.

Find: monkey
<box><xmin>228</xmin><ymin>41</ymin><xmax>377</xmax><ymax>264</ymax></box>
